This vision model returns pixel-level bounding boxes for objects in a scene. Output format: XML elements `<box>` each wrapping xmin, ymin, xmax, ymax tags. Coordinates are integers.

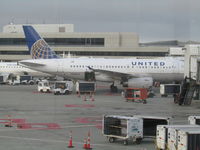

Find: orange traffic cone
<box><xmin>68</xmin><ymin>131</ymin><xmax>74</xmax><ymax>148</ymax></box>
<box><xmin>87</xmin><ymin>131</ymin><xmax>92</xmax><ymax>150</ymax></box>
<box><xmin>83</xmin><ymin>138</ymin><xmax>87</xmax><ymax>149</ymax></box>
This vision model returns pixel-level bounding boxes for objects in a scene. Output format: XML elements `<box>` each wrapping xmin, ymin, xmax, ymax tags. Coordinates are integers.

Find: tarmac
<box><xmin>0</xmin><ymin>84</ymin><xmax>200</xmax><ymax>150</ymax></box>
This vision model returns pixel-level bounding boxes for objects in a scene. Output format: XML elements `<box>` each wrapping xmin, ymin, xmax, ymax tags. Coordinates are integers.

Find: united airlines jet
<box><xmin>0</xmin><ymin>62</ymin><xmax>51</xmax><ymax>79</ymax></box>
<box><xmin>19</xmin><ymin>26</ymin><xmax>184</xmax><ymax>91</ymax></box>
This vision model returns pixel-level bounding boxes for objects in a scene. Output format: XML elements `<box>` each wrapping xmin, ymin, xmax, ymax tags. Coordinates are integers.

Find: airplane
<box><xmin>0</xmin><ymin>61</ymin><xmax>52</xmax><ymax>79</ymax></box>
<box><xmin>19</xmin><ymin>26</ymin><xmax>184</xmax><ymax>91</ymax></box>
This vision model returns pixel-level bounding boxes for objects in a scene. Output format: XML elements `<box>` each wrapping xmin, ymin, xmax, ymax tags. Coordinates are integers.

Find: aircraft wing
<box><xmin>19</xmin><ymin>61</ymin><xmax>45</xmax><ymax>67</ymax></box>
<box><xmin>88</xmin><ymin>67</ymin><xmax>144</xmax><ymax>79</ymax></box>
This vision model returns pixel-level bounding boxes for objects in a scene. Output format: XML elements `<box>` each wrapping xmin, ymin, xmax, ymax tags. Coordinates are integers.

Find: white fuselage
<box><xmin>0</xmin><ymin>62</ymin><xmax>51</xmax><ymax>77</ymax></box>
<box><xmin>20</xmin><ymin>57</ymin><xmax>184</xmax><ymax>83</ymax></box>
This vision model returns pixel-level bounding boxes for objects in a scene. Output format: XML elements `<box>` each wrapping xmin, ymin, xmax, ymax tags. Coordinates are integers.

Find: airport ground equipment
<box><xmin>124</xmin><ymin>88</ymin><xmax>148</xmax><ymax>103</ymax></box>
<box><xmin>174</xmin><ymin>77</ymin><xmax>197</xmax><ymax>105</ymax></box>
<box><xmin>167</xmin><ymin>126</ymin><xmax>200</xmax><ymax>150</ymax></box>
<box><xmin>188</xmin><ymin>115</ymin><xmax>200</xmax><ymax>125</ymax></box>
<box><xmin>76</xmin><ymin>81</ymin><xmax>96</xmax><ymax>94</ymax></box>
<box><xmin>20</xmin><ymin>75</ymin><xmax>34</xmax><ymax>85</ymax></box>
<box><xmin>53</xmin><ymin>81</ymin><xmax>73</xmax><ymax>95</ymax></box>
<box><xmin>160</xmin><ymin>84</ymin><xmax>181</xmax><ymax>97</ymax></box>
<box><xmin>156</xmin><ymin>125</ymin><xmax>199</xmax><ymax>150</ymax></box>
<box><xmin>102</xmin><ymin>115</ymin><xmax>143</xmax><ymax>145</ymax></box>
<box><xmin>177</xmin><ymin>129</ymin><xmax>200</xmax><ymax>150</ymax></box>
<box><xmin>102</xmin><ymin>115</ymin><xmax>169</xmax><ymax>145</ymax></box>
<box><xmin>0</xmin><ymin>75</ymin><xmax>8</xmax><ymax>84</ymax></box>
<box><xmin>8</xmin><ymin>75</ymin><xmax>34</xmax><ymax>85</ymax></box>
<box><xmin>38</xmin><ymin>80</ymin><xmax>52</xmax><ymax>93</ymax></box>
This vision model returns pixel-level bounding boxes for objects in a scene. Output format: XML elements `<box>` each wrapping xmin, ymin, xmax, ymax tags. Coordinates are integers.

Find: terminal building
<box><xmin>0</xmin><ymin>24</ymin><xmax>170</xmax><ymax>61</ymax></box>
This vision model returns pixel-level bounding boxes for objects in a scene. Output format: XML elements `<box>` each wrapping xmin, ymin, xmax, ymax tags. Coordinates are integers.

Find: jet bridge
<box><xmin>174</xmin><ymin>45</ymin><xmax>200</xmax><ymax>105</ymax></box>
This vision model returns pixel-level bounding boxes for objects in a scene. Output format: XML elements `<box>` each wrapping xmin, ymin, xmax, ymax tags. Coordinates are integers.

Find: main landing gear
<box><xmin>110</xmin><ymin>83</ymin><xmax>118</xmax><ymax>93</ymax></box>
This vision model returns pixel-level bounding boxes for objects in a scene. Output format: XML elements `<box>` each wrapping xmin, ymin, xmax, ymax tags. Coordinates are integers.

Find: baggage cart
<box><xmin>177</xmin><ymin>129</ymin><xmax>200</xmax><ymax>150</ymax></box>
<box><xmin>156</xmin><ymin>125</ymin><xmax>199</xmax><ymax>150</ymax></box>
<box><xmin>167</xmin><ymin>126</ymin><xmax>200</xmax><ymax>150</ymax></box>
<box><xmin>124</xmin><ymin>88</ymin><xmax>148</xmax><ymax>103</ymax></box>
<box><xmin>160</xmin><ymin>84</ymin><xmax>181</xmax><ymax>97</ymax></box>
<box><xmin>188</xmin><ymin>115</ymin><xmax>200</xmax><ymax>125</ymax></box>
<box><xmin>76</xmin><ymin>81</ymin><xmax>96</xmax><ymax>94</ymax></box>
<box><xmin>133</xmin><ymin>115</ymin><xmax>170</xmax><ymax>138</ymax></box>
<box><xmin>102</xmin><ymin>115</ymin><xmax>170</xmax><ymax>145</ymax></box>
<box><xmin>102</xmin><ymin>115</ymin><xmax>143</xmax><ymax>145</ymax></box>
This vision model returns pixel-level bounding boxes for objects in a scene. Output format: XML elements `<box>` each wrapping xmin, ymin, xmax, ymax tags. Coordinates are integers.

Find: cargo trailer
<box><xmin>188</xmin><ymin>115</ymin><xmax>200</xmax><ymax>125</ymax></box>
<box><xmin>177</xmin><ymin>129</ymin><xmax>200</xmax><ymax>150</ymax></box>
<box><xmin>156</xmin><ymin>125</ymin><xmax>199</xmax><ymax>150</ymax></box>
<box><xmin>133</xmin><ymin>115</ymin><xmax>170</xmax><ymax>137</ymax></box>
<box><xmin>160</xmin><ymin>84</ymin><xmax>181</xmax><ymax>97</ymax></box>
<box><xmin>76</xmin><ymin>81</ymin><xmax>96</xmax><ymax>94</ymax></box>
<box><xmin>102</xmin><ymin>115</ymin><xmax>143</xmax><ymax>145</ymax></box>
<box><xmin>102</xmin><ymin>115</ymin><xmax>170</xmax><ymax>145</ymax></box>
<box><xmin>167</xmin><ymin>126</ymin><xmax>200</xmax><ymax>150</ymax></box>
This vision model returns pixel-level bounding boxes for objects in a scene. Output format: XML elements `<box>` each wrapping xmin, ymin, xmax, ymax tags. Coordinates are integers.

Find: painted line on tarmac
<box><xmin>61</xmin><ymin>124</ymin><xmax>96</xmax><ymax>128</ymax></box>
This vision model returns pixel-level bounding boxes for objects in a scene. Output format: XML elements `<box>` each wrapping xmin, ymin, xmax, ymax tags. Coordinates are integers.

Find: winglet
<box><xmin>23</xmin><ymin>25</ymin><xmax>60</xmax><ymax>59</ymax></box>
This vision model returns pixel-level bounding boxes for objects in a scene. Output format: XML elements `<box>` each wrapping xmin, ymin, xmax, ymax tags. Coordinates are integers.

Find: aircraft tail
<box><xmin>23</xmin><ymin>26</ymin><xmax>60</xmax><ymax>59</ymax></box>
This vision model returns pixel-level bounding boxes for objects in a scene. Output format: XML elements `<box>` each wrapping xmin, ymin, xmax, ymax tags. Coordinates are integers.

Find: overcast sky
<box><xmin>0</xmin><ymin>0</ymin><xmax>200</xmax><ymax>42</ymax></box>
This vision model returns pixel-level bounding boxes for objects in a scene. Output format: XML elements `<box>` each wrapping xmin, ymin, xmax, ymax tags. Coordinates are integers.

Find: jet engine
<box><xmin>122</xmin><ymin>77</ymin><xmax>153</xmax><ymax>88</ymax></box>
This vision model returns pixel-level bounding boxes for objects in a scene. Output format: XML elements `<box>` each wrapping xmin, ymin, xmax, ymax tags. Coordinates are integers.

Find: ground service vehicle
<box><xmin>38</xmin><ymin>80</ymin><xmax>52</xmax><ymax>93</ymax></box>
<box><xmin>53</xmin><ymin>81</ymin><xmax>73</xmax><ymax>95</ymax></box>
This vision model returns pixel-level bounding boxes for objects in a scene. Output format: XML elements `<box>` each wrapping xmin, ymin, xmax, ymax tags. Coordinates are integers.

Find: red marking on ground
<box><xmin>95</xmin><ymin>124</ymin><xmax>102</xmax><ymax>129</ymax></box>
<box><xmin>0</xmin><ymin>119</ymin><xmax>25</xmax><ymax>124</ymax></box>
<box><xmin>75</xmin><ymin>117</ymin><xmax>102</xmax><ymax>129</ymax></box>
<box><xmin>65</xmin><ymin>104</ymin><xmax>95</xmax><ymax>108</ymax></box>
<box><xmin>17</xmin><ymin>123</ymin><xmax>61</xmax><ymax>130</ymax></box>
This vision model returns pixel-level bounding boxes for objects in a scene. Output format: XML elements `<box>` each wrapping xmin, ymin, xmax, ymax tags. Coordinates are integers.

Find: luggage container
<box><xmin>102</xmin><ymin>115</ymin><xmax>170</xmax><ymax>145</ymax></box>
<box><xmin>188</xmin><ymin>115</ymin><xmax>200</xmax><ymax>125</ymax></box>
<box><xmin>167</xmin><ymin>126</ymin><xmax>200</xmax><ymax>150</ymax></box>
<box><xmin>20</xmin><ymin>75</ymin><xmax>34</xmax><ymax>85</ymax></box>
<box><xmin>156</xmin><ymin>125</ymin><xmax>199</xmax><ymax>150</ymax></box>
<box><xmin>124</xmin><ymin>88</ymin><xmax>148</xmax><ymax>103</ymax></box>
<box><xmin>0</xmin><ymin>75</ymin><xmax>7</xmax><ymax>84</ymax></box>
<box><xmin>76</xmin><ymin>81</ymin><xmax>96</xmax><ymax>94</ymax></box>
<box><xmin>160</xmin><ymin>84</ymin><xmax>181</xmax><ymax>97</ymax></box>
<box><xmin>177</xmin><ymin>129</ymin><xmax>200</xmax><ymax>150</ymax></box>
<box><xmin>133</xmin><ymin>115</ymin><xmax>170</xmax><ymax>137</ymax></box>
<box><xmin>102</xmin><ymin>115</ymin><xmax>143</xmax><ymax>145</ymax></box>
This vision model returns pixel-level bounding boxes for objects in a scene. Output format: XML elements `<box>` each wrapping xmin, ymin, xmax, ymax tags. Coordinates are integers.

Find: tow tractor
<box><xmin>53</xmin><ymin>81</ymin><xmax>73</xmax><ymax>95</ymax></box>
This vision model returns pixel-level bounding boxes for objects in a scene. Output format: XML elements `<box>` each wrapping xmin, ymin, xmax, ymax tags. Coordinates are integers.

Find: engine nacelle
<box><xmin>122</xmin><ymin>77</ymin><xmax>153</xmax><ymax>88</ymax></box>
